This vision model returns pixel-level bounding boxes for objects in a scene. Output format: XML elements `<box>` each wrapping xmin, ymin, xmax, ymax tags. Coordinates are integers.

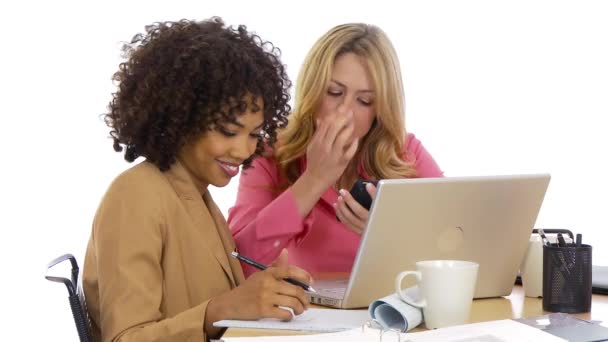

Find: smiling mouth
<box><xmin>217</xmin><ymin>160</ymin><xmax>241</xmax><ymax>177</ymax></box>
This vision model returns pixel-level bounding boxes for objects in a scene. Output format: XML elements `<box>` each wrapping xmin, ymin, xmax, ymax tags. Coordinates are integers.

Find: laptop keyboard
<box><xmin>315</xmin><ymin>279</ymin><xmax>348</xmax><ymax>299</ymax></box>
<box><xmin>319</xmin><ymin>287</ymin><xmax>346</xmax><ymax>297</ymax></box>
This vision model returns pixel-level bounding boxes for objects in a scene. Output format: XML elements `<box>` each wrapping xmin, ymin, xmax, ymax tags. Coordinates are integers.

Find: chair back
<box><xmin>45</xmin><ymin>254</ymin><xmax>92</xmax><ymax>342</ymax></box>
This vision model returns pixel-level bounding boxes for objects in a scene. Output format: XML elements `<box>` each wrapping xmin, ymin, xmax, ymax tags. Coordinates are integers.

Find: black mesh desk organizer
<box><xmin>543</xmin><ymin>243</ymin><xmax>593</xmax><ymax>313</ymax></box>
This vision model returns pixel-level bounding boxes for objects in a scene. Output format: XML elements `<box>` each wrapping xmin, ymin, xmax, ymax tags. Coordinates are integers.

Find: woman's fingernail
<box><xmin>339</xmin><ymin>189</ymin><xmax>347</xmax><ymax>196</ymax></box>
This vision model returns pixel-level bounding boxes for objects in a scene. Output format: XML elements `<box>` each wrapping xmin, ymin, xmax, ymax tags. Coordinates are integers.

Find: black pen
<box><xmin>537</xmin><ymin>228</ymin><xmax>550</xmax><ymax>246</ymax></box>
<box><xmin>557</xmin><ymin>233</ymin><xmax>567</xmax><ymax>247</ymax></box>
<box><xmin>230</xmin><ymin>251</ymin><xmax>316</xmax><ymax>293</ymax></box>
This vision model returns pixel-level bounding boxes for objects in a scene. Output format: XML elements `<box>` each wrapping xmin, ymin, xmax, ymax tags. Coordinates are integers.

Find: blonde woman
<box><xmin>228</xmin><ymin>23</ymin><xmax>443</xmax><ymax>276</ymax></box>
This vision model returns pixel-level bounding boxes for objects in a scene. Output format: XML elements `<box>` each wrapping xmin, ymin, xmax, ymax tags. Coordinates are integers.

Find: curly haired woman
<box><xmin>82</xmin><ymin>17</ymin><xmax>312</xmax><ymax>342</ymax></box>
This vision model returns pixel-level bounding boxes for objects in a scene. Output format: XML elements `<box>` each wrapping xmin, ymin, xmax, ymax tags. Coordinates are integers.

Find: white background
<box><xmin>1</xmin><ymin>0</ymin><xmax>607</xmax><ymax>339</ymax></box>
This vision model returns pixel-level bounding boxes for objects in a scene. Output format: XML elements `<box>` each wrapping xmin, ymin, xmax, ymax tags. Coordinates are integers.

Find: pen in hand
<box><xmin>230</xmin><ymin>251</ymin><xmax>317</xmax><ymax>293</ymax></box>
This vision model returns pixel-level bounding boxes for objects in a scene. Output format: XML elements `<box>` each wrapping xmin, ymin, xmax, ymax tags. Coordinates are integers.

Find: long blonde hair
<box><xmin>275</xmin><ymin>23</ymin><xmax>417</xmax><ymax>190</ymax></box>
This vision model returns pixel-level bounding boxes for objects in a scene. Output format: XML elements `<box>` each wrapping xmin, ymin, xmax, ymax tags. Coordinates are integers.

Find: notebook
<box><xmin>213</xmin><ymin>308</ymin><xmax>370</xmax><ymax>332</ymax></box>
<box><xmin>214</xmin><ymin>288</ymin><xmax>424</xmax><ymax>333</ymax></box>
<box><xmin>311</xmin><ymin>174</ymin><xmax>551</xmax><ymax>308</ymax></box>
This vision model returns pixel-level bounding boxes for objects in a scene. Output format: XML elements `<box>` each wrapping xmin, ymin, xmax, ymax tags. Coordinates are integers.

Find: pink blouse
<box><xmin>228</xmin><ymin>133</ymin><xmax>444</xmax><ymax>276</ymax></box>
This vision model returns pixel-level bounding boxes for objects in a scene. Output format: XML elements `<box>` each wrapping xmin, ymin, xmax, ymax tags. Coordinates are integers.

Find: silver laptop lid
<box><xmin>341</xmin><ymin>174</ymin><xmax>550</xmax><ymax>308</ymax></box>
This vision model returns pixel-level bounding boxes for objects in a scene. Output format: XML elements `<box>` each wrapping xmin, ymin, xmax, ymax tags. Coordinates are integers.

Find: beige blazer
<box><xmin>83</xmin><ymin>160</ymin><xmax>245</xmax><ymax>342</ymax></box>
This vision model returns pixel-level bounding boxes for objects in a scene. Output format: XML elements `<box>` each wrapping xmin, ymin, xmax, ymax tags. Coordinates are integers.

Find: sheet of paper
<box><xmin>221</xmin><ymin>328</ymin><xmax>381</xmax><ymax>342</ymax></box>
<box><xmin>401</xmin><ymin>319</ymin><xmax>567</xmax><ymax>342</ymax></box>
<box><xmin>214</xmin><ymin>308</ymin><xmax>370</xmax><ymax>332</ymax></box>
<box><xmin>220</xmin><ymin>320</ymin><xmax>566</xmax><ymax>342</ymax></box>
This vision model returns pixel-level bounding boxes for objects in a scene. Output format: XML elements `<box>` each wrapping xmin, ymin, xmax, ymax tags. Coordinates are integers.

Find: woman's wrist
<box><xmin>204</xmin><ymin>295</ymin><xmax>230</xmax><ymax>337</ymax></box>
<box><xmin>291</xmin><ymin>171</ymin><xmax>330</xmax><ymax>217</ymax></box>
<box><xmin>299</xmin><ymin>170</ymin><xmax>331</xmax><ymax>194</ymax></box>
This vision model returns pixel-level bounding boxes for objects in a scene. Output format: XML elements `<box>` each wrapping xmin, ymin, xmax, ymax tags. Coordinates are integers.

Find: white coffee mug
<box><xmin>395</xmin><ymin>260</ymin><xmax>479</xmax><ymax>329</ymax></box>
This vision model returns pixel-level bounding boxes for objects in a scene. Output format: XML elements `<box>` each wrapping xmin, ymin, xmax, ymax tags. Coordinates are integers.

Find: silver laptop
<box><xmin>310</xmin><ymin>174</ymin><xmax>551</xmax><ymax>308</ymax></box>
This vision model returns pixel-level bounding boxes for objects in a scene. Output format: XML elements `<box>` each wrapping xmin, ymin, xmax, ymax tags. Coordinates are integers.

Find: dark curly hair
<box><xmin>105</xmin><ymin>17</ymin><xmax>291</xmax><ymax>171</ymax></box>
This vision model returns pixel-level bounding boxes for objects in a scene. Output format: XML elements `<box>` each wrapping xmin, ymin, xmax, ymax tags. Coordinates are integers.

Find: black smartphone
<box><xmin>349</xmin><ymin>179</ymin><xmax>378</xmax><ymax>210</ymax></box>
<box><xmin>336</xmin><ymin>179</ymin><xmax>378</xmax><ymax>222</ymax></box>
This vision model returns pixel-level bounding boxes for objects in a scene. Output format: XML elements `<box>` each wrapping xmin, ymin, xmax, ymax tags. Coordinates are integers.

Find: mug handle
<box><xmin>395</xmin><ymin>271</ymin><xmax>427</xmax><ymax>308</ymax></box>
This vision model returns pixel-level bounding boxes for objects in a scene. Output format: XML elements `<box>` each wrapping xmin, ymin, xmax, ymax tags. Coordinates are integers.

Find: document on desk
<box><xmin>220</xmin><ymin>319</ymin><xmax>566</xmax><ymax>342</ymax></box>
<box><xmin>214</xmin><ymin>308</ymin><xmax>370</xmax><ymax>332</ymax></box>
<box><xmin>400</xmin><ymin>319</ymin><xmax>567</xmax><ymax>341</ymax></box>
